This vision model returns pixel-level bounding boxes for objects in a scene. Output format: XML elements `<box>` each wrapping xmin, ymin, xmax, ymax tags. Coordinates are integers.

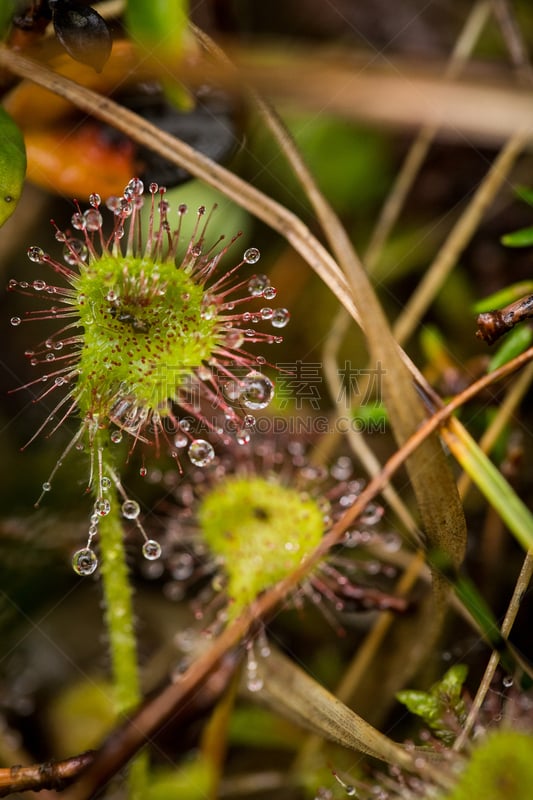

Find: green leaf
<box><xmin>397</xmin><ymin>665</ymin><xmax>468</xmax><ymax>743</ymax></box>
<box><xmin>147</xmin><ymin>758</ymin><xmax>214</xmax><ymax>800</ymax></box>
<box><xmin>0</xmin><ymin>0</ymin><xmax>14</xmax><ymax>39</ymax></box>
<box><xmin>501</xmin><ymin>226</ymin><xmax>533</xmax><ymax>247</ymax></box>
<box><xmin>514</xmin><ymin>185</ymin><xmax>533</xmax><ymax>208</ymax></box>
<box><xmin>125</xmin><ymin>0</ymin><xmax>191</xmax><ymax>109</ymax></box>
<box><xmin>125</xmin><ymin>0</ymin><xmax>188</xmax><ymax>62</ymax></box>
<box><xmin>472</xmin><ymin>281</ymin><xmax>533</xmax><ymax>312</ymax></box>
<box><xmin>488</xmin><ymin>325</ymin><xmax>533</xmax><ymax>372</ymax></box>
<box><xmin>0</xmin><ymin>106</ymin><xmax>26</xmax><ymax>226</ymax></box>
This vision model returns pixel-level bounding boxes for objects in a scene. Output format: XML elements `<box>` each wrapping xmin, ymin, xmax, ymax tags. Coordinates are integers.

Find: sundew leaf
<box><xmin>0</xmin><ymin>106</ymin><xmax>26</xmax><ymax>226</ymax></box>
<box><xmin>488</xmin><ymin>325</ymin><xmax>533</xmax><ymax>373</ymax></box>
<box><xmin>501</xmin><ymin>226</ymin><xmax>533</xmax><ymax>247</ymax></box>
<box><xmin>446</xmin><ymin>731</ymin><xmax>533</xmax><ymax>800</ymax></box>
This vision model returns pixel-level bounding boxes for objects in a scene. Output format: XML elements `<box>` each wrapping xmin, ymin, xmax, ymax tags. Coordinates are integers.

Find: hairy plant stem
<box><xmin>95</xmin><ymin>445</ymin><xmax>146</xmax><ymax>797</ymax></box>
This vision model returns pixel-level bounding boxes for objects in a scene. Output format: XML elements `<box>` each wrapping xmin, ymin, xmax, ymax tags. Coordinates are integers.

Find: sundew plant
<box><xmin>2</xmin><ymin>2</ymin><xmax>533</xmax><ymax>800</ymax></box>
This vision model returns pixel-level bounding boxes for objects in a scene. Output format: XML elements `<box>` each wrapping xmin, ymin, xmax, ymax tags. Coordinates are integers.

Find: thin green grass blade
<box><xmin>443</xmin><ymin>419</ymin><xmax>533</xmax><ymax>552</ymax></box>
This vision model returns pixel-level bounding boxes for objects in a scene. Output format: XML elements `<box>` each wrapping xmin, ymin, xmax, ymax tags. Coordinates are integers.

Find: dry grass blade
<box><xmin>258</xmin><ymin>647</ymin><xmax>455</xmax><ymax>790</ymax></box>
<box><xmin>229</xmin><ymin>47</ymin><xmax>533</xmax><ymax>145</ymax></box>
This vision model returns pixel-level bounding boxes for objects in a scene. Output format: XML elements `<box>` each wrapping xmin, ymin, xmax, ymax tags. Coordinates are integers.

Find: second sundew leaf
<box><xmin>0</xmin><ymin>106</ymin><xmax>26</xmax><ymax>226</ymax></box>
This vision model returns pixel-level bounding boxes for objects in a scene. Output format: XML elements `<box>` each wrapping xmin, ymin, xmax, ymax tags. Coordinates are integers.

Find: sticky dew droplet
<box><xmin>27</xmin><ymin>246</ymin><xmax>45</xmax><ymax>263</ymax></box>
<box><xmin>241</xmin><ymin>371</ymin><xmax>274</xmax><ymax>410</ymax></box>
<box><xmin>188</xmin><ymin>439</ymin><xmax>215</xmax><ymax>467</ymax></box>
<box><xmin>111</xmin><ymin>430</ymin><xmax>123</xmax><ymax>444</ymax></box>
<box><xmin>142</xmin><ymin>539</ymin><xmax>162</xmax><ymax>560</ymax></box>
<box><xmin>243</xmin><ymin>247</ymin><xmax>261</xmax><ymax>264</ymax></box>
<box><xmin>95</xmin><ymin>498</ymin><xmax>111</xmax><ymax>516</ymax></box>
<box><xmin>236</xmin><ymin>428</ymin><xmax>251</xmax><ymax>445</ymax></box>
<box><xmin>263</xmin><ymin>286</ymin><xmax>277</xmax><ymax>300</ymax></box>
<box><xmin>271</xmin><ymin>308</ymin><xmax>290</xmax><ymax>328</ymax></box>
<box><xmin>247</xmin><ymin>274</ymin><xmax>269</xmax><ymax>296</ymax></box>
<box><xmin>10</xmin><ymin>316</ymin><xmax>21</xmax><ymax>326</ymax></box>
<box><xmin>72</xmin><ymin>548</ymin><xmax>98</xmax><ymax>576</ymax></box>
<box><xmin>122</xmin><ymin>500</ymin><xmax>140</xmax><ymax>519</ymax></box>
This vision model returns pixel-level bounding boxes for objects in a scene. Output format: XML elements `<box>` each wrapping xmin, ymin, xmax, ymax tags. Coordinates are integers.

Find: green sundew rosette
<box><xmin>74</xmin><ymin>255</ymin><xmax>219</xmax><ymax>419</ymax></box>
<box><xmin>199</xmin><ymin>476</ymin><xmax>325</xmax><ymax>616</ymax></box>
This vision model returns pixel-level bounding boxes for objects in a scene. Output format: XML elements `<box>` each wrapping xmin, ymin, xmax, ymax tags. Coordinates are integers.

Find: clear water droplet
<box><xmin>271</xmin><ymin>308</ymin><xmax>290</xmax><ymax>328</ymax></box>
<box><xmin>72</xmin><ymin>548</ymin><xmax>98</xmax><ymax>576</ymax></box>
<box><xmin>42</xmin><ymin>481</ymin><xmax>52</xmax><ymax>492</ymax></box>
<box><xmin>260</xmin><ymin>307</ymin><xmax>274</xmax><ymax>320</ymax></box>
<box><xmin>100</xmin><ymin>476</ymin><xmax>111</xmax><ymax>490</ymax></box>
<box><xmin>241</xmin><ymin>371</ymin><xmax>274</xmax><ymax>410</ymax></box>
<box><xmin>142</xmin><ymin>539</ymin><xmax>162</xmax><ymax>560</ymax></box>
<box><xmin>244</xmin><ymin>247</ymin><xmax>261</xmax><ymax>264</ymax></box>
<box><xmin>122</xmin><ymin>500</ymin><xmax>140</xmax><ymax>519</ymax></box>
<box><xmin>188</xmin><ymin>439</ymin><xmax>215</xmax><ymax>467</ymax></box>
<box><xmin>27</xmin><ymin>246</ymin><xmax>45</xmax><ymax>263</ymax></box>
<box><xmin>33</xmin><ymin>279</ymin><xmax>46</xmax><ymax>291</ymax></box>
